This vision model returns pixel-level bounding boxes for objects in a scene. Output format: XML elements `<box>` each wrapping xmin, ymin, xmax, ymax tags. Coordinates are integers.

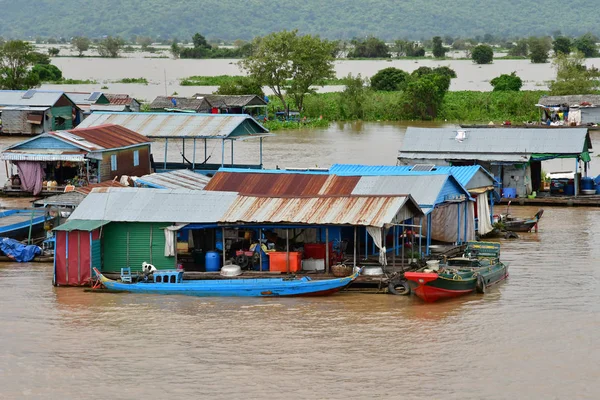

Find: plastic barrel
<box><xmin>565</xmin><ymin>181</ymin><xmax>575</xmax><ymax>196</ymax></box>
<box><xmin>205</xmin><ymin>251</ymin><xmax>221</xmax><ymax>272</ymax></box>
<box><xmin>502</xmin><ymin>188</ymin><xmax>517</xmax><ymax>198</ymax></box>
<box><xmin>581</xmin><ymin>177</ymin><xmax>594</xmax><ymax>191</ymax></box>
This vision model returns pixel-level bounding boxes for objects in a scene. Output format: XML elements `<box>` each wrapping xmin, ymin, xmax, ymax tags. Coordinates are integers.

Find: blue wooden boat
<box><xmin>0</xmin><ymin>209</ymin><xmax>49</xmax><ymax>240</ymax></box>
<box><xmin>94</xmin><ymin>268</ymin><xmax>360</xmax><ymax>297</ymax></box>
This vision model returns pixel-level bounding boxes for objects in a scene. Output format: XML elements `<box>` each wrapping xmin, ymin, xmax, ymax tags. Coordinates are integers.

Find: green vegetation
<box><xmin>59</xmin><ymin>79</ymin><xmax>98</xmax><ymax>84</ymax></box>
<box><xmin>116</xmin><ymin>77</ymin><xmax>148</xmax><ymax>84</ymax></box>
<box><xmin>548</xmin><ymin>52</ymin><xmax>600</xmax><ymax>95</ymax></box>
<box><xmin>472</xmin><ymin>45</ymin><xmax>494</xmax><ymax>64</ymax></box>
<box><xmin>348</xmin><ymin>37</ymin><xmax>390</xmax><ymax>58</ymax></box>
<box><xmin>528</xmin><ymin>37</ymin><xmax>551</xmax><ymax>63</ymax></box>
<box><xmin>0</xmin><ymin>40</ymin><xmax>42</xmax><ymax>89</ymax></box>
<box><xmin>553</xmin><ymin>36</ymin><xmax>571</xmax><ymax>55</ymax></box>
<box><xmin>32</xmin><ymin>64</ymin><xmax>62</xmax><ymax>81</ymax></box>
<box><xmin>174</xmin><ymin>33</ymin><xmax>251</xmax><ymax>59</ymax></box>
<box><xmin>97</xmin><ymin>37</ymin><xmax>124</xmax><ymax>58</ymax></box>
<box><xmin>2</xmin><ymin>1</ymin><xmax>600</xmax><ymax>41</ymax></box>
<box><xmin>490</xmin><ymin>72</ymin><xmax>523</xmax><ymax>91</ymax></box>
<box><xmin>432</xmin><ymin>36</ymin><xmax>446</xmax><ymax>58</ymax></box>
<box><xmin>371</xmin><ymin>68</ymin><xmax>409</xmax><ymax>91</ymax></box>
<box><xmin>71</xmin><ymin>36</ymin><xmax>91</xmax><ymax>56</ymax></box>
<box><xmin>181</xmin><ymin>75</ymin><xmax>344</xmax><ymax>86</ymax></box>
<box><xmin>573</xmin><ymin>33</ymin><xmax>599</xmax><ymax>57</ymax></box>
<box><xmin>214</xmin><ymin>76</ymin><xmax>264</xmax><ymax>97</ymax></box>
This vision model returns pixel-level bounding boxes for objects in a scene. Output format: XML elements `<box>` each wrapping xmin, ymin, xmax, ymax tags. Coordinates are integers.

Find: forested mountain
<box><xmin>1</xmin><ymin>0</ymin><xmax>598</xmax><ymax>41</ymax></box>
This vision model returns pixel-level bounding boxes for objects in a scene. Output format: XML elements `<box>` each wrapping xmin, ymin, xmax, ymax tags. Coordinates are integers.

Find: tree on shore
<box><xmin>528</xmin><ymin>37</ymin><xmax>551</xmax><ymax>63</ymax></box>
<box><xmin>348</xmin><ymin>36</ymin><xmax>390</xmax><ymax>58</ymax></box>
<box><xmin>0</xmin><ymin>40</ymin><xmax>41</xmax><ymax>89</ymax></box>
<box><xmin>573</xmin><ymin>33</ymin><xmax>599</xmax><ymax>57</ymax></box>
<box><xmin>472</xmin><ymin>45</ymin><xmax>494</xmax><ymax>64</ymax></box>
<box><xmin>553</xmin><ymin>36</ymin><xmax>571</xmax><ymax>55</ymax></box>
<box><xmin>432</xmin><ymin>36</ymin><xmax>446</xmax><ymax>58</ymax></box>
<box><xmin>240</xmin><ymin>30</ymin><xmax>336</xmax><ymax>113</ymax></box>
<box><xmin>97</xmin><ymin>36</ymin><xmax>124</xmax><ymax>58</ymax></box>
<box><xmin>508</xmin><ymin>39</ymin><xmax>528</xmax><ymax>57</ymax></box>
<box><xmin>370</xmin><ymin>67</ymin><xmax>409</xmax><ymax>91</ymax></box>
<box><xmin>490</xmin><ymin>72</ymin><xmax>522</xmax><ymax>91</ymax></box>
<box><xmin>549</xmin><ymin>52</ymin><xmax>600</xmax><ymax>95</ymax></box>
<box><xmin>71</xmin><ymin>36</ymin><xmax>91</xmax><ymax>57</ymax></box>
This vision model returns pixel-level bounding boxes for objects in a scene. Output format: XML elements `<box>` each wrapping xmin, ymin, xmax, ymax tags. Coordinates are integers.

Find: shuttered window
<box><xmin>133</xmin><ymin>150</ymin><xmax>139</xmax><ymax>166</ymax></box>
<box><xmin>110</xmin><ymin>154</ymin><xmax>117</xmax><ymax>171</ymax></box>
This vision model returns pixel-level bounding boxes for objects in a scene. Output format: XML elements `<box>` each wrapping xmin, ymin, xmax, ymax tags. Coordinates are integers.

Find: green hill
<box><xmin>1</xmin><ymin>0</ymin><xmax>598</xmax><ymax>40</ymax></box>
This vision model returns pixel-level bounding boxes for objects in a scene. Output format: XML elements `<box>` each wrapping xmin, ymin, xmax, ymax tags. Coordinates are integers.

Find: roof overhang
<box><xmin>1</xmin><ymin>151</ymin><xmax>86</xmax><ymax>162</ymax></box>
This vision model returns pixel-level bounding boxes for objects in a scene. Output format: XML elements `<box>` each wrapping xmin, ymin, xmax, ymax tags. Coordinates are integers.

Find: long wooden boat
<box><xmin>0</xmin><ymin>209</ymin><xmax>49</xmax><ymax>240</ymax></box>
<box><xmin>94</xmin><ymin>267</ymin><xmax>360</xmax><ymax>297</ymax></box>
<box><xmin>404</xmin><ymin>242</ymin><xmax>508</xmax><ymax>302</ymax></box>
<box><xmin>502</xmin><ymin>209</ymin><xmax>543</xmax><ymax>232</ymax></box>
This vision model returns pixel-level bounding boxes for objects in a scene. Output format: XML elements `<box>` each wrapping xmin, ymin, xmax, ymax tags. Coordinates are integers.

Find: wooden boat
<box><xmin>404</xmin><ymin>242</ymin><xmax>508</xmax><ymax>302</ymax></box>
<box><xmin>501</xmin><ymin>209</ymin><xmax>543</xmax><ymax>232</ymax></box>
<box><xmin>0</xmin><ymin>209</ymin><xmax>49</xmax><ymax>240</ymax></box>
<box><xmin>93</xmin><ymin>267</ymin><xmax>360</xmax><ymax>297</ymax></box>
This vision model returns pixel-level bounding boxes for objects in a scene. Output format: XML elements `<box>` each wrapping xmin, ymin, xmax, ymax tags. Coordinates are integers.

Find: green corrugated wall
<box><xmin>102</xmin><ymin>222</ymin><xmax>174</xmax><ymax>273</ymax></box>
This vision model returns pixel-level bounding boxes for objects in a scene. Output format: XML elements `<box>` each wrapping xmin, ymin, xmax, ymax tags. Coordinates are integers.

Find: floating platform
<box><xmin>498</xmin><ymin>195</ymin><xmax>600</xmax><ymax>207</ymax></box>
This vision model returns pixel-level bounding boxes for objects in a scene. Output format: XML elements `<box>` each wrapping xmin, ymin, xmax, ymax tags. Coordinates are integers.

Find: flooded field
<box><xmin>0</xmin><ymin>122</ymin><xmax>599</xmax><ymax>399</ymax></box>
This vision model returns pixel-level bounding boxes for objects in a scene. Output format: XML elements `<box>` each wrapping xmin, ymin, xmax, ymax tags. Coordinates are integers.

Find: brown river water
<box><xmin>1</xmin><ymin>123</ymin><xmax>600</xmax><ymax>399</ymax></box>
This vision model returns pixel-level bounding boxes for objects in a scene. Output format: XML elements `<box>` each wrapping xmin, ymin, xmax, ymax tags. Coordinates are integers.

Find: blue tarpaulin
<box><xmin>0</xmin><ymin>237</ymin><xmax>42</xmax><ymax>262</ymax></box>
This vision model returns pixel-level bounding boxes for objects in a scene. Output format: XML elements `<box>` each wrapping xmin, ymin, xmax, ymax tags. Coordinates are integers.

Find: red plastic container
<box><xmin>303</xmin><ymin>243</ymin><xmax>332</xmax><ymax>260</ymax></box>
<box><xmin>268</xmin><ymin>251</ymin><xmax>302</xmax><ymax>273</ymax></box>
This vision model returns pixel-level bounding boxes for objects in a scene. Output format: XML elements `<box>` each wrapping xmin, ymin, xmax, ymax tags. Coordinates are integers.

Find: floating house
<box><xmin>53</xmin><ymin>188</ymin><xmax>422</xmax><ymax>286</ymax></box>
<box><xmin>537</xmin><ymin>95</ymin><xmax>600</xmax><ymax>126</ymax></box>
<box><xmin>134</xmin><ymin>169</ymin><xmax>211</xmax><ymax>190</ymax></box>
<box><xmin>204</xmin><ymin>169</ymin><xmax>474</xmax><ymax>254</ymax></box>
<box><xmin>1</xmin><ymin>124</ymin><xmax>152</xmax><ymax>195</ymax></box>
<box><xmin>66</xmin><ymin>92</ymin><xmax>141</xmax><ymax>114</ymax></box>
<box><xmin>398</xmin><ymin>127</ymin><xmax>592</xmax><ymax>197</ymax></box>
<box><xmin>0</xmin><ymin>89</ymin><xmax>83</xmax><ymax>135</ymax></box>
<box><xmin>150</xmin><ymin>94</ymin><xmax>267</xmax><ymax>118</ymax></box>
<box><xmin>77</xmin><ymin>112</ymin><xmax>272</xmax><ymax>174</ymax></box>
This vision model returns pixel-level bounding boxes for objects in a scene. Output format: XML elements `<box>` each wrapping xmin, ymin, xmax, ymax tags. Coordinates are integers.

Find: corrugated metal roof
<box><xmin>104</xmin><ymin>94</ymin><xmax>137</xmax><ymax>106</ymax></box>
<box><xmin>400</xmin><ymin>127</ymin><xmax>591</xmax><ymax>160</ymax></box>
<box><xmin>76</xmin><ymin>112</ymin><xmax>271</xmax><ymax>139</ymax></box>
<box><xmin>0</xmin><ymin>90</ymin><xmax>67</xmax><ymax>107</ymax></box>
<box><xmin>53</xmin><ymin>219</ymin><xmax>109</xmax><ymax>232</ymax></box>
<box><xmin>59</xmin><ymin>124</ymin><xmax>151</xmax><ymax>150</ymax></box>
<box><xmin>329</xmin><ymin>164</ymin><xmax>495</xmax><ymax>188</ymax></box>
<box><xmin>352</xmin><ymin>175</ymin><xmax>455</xmax><ymax>206</ymax></box>
<box><xmin>0</xmin><ymin>106</ymin><xmax>50</xmax><ymax>111</ymax></box>
<box><xmin>75</xmin><ymin>180</ymin><xmax>126</xmax><ymax>195</ymax></box>
<box><xmin>150</xmin><ymin>96</ymin><xmax>208</xmax><ymax>112</ymax></box>
<box><xmin>204</xmin><ymin>171</ymin><xmax>359</xmax><ymax>196</ymax></box>
<box><xmin>68</xmin><ymin>188</ymin><xmax>239</xmax><ymax>223</ymax></box>
<box><xmin>65</xmin><ymin>92</ymin><xmax>107</xmax><ymax>105</ymax></box>
<box><xmin>0</xmin><ymin>151</ymin><xmax>85</xmax><ymax>162</ymax></box>
<box><xmin>398</xmin><ymin>152</ymin><xmax>530</xmax><ymax>163</ymax></box>
<box><xmin>192</xmin><ymin>94</ymin><xmax>267</xmax><ymax>107</ymax></box>
<box><xmin>136</xmin><ymin>170</ymin><xmax>211</xmax><ymax>190</ymax></box>
<box><xmin>539</xmin><ymin>95</ymin><xmax>600</xmax><ymax>106</ymax></box>
<box><xmin>33</xmin><ymin>192</ymin><xmax>85</xmax><ymax>207</ymax></box>
<box><xmin>220</xmin><ymin>195</ymin><xmax>422</xmax><ymax>227</ymax></box>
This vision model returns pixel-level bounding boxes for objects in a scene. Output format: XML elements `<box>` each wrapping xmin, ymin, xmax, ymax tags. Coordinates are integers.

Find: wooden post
<box><xmin>182</xmin><ymin>138</ymin><xmax>185</xmax><ymax>164</ymax></box>
<box><xmin>221</xmin><ymin>139</ymin><xmax>225</xmax><ymax>168</ymax></box>
<box><xmin>259</xmin><ymin>137</ymin><xmax>263</xmax><ymax>167</ymax></box>
<box><xmin>392</xmin><ymin>226</ymin><xmax>395</xmax><ymax>269</ymax></box>
<box><xmin>164</xmin><ymin>139</ymin><xmax>168</xmax><ymax>170</ymax></box>
<box><xmin>222</xmin><ymin>227</ymin><xmax>226</xmax><ymax>268</ymax></box>
<box><xmin>286</xmin><ymin>229</ymin><xmax>290</xmax><ymax>273</ymax></box>
<box><xmin>192</xmin><ymin>138</ymin><xmax>196</xmax><ymax>170</ymax></box>
<box><xmin>401</xmin><ymin>227</ymin><xmax>405</xmax><ymax>268</ymax></box>
<box><xmin>325</xmin><ymin>227</ymin><xmax>329</xmax><ymax>274</ymax></box>
<box><xmin>231</xmin><ymin>139</ymin><xmax>234</xmax><ymax>166</ymax></box>
<box><xmin>259</xmin><ymin>228</ymin><xmax>263</xmax><ymax>271</ymax></box>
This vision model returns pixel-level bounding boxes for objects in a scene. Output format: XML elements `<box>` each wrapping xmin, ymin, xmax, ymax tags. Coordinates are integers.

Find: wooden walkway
<box><xmin>498</xmin><ymin>195</ymin><xmax>600</xmax><ymax>207</ymax></box>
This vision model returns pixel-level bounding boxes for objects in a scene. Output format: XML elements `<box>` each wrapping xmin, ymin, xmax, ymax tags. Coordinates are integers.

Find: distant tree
<box><xmin>553</xmin><ymin>36</ymin><xmax>572</xmax><ymax>55</ymax></box>
<box><xmin>432</xmin><ymin>66</ymin><xmax>457</xmax><ymax>79</ymax></box>
<box><xmin>410</xmin><ymin>66</ymin><xmax>456</xmax><ymax>91</ymax></box>
<box><xmin>443</xmin><ymin>35</ymin><xmax>454</xmax><ymax>46</ymax></box>
<box><xmin>529</xmin><ymin>37</ymin><xmax>551</xmax><ymax>63</ymax></box>
<box><xmin>32</xmin><ymin>63</ymin><xmax>63</xmax><ymax>81</ymax></box>
<box><xmin>472</xmin><ymin>45</ymin><xmax>494</xmax><ymax>64</ymax></box>
<box><xmin>348</xmin><ymin>36</ymin><xmax>390</xmax><ymax>58</ymax></box>
<box><xmin>339</xmin><ymin>73</ymin><xmax>369</xmax><ymax>119</ymax></box>
<box><xmin>71</xmin><ymin>36</ymin><xmax>91</xmax><ymax>56</ymax></box>
<box><xmin>404</xmin><ymin>73</ymin><xmax>450</xmax><ymax>119</ymax></box>
<box><xmin>48</xmin><ymin>47</ymin><xmax>60</xmax><ymax>57</ymax></box>
<box><xmin>508</xmin><ymin>39</ymin><xmax>528</xmax><ymax>57</ymax></box>
<box><xmin>411</xmin><ymin>66</ymin><xmax>433</xmax><ymax>78</ymax></box>
<box><xmin>0</xmin><ymin>40</ymin><xmax>41</xmax><ymax>89</ymax></box>
<box><xmin>240</xmin><ymin>30</ymin><xmax>336</xmax><ymax>113</ymax></box>
<box><xmin>97</xmin><ymin>36</ymin><xmax>124</xmax><ymax>58</ymax></box>
<box><xmin>215</xmin><ymin>76</ymin><xmax>264</xmax><ymax>97</ymax></box>
<box><xmin>137</xmin><ymin>36</ymin><xmax>153</xmax><ymax>51</ymax></box>
<box><xmin>549</xmin><ymin>51</ymin><xmax>600</xmax><ymax>95</ymax></box>
<box><xmin>47</xmin><ymin>37</ymin><xmax>58</xmax><ymax>44</ymax></box>
<box><xmin>192</xmin><ymin>33</ymin><xmax>211</xmax><ymax>50</ymax></box>
<box><xmin>170</xmin><ymin>40</ymin><xmax>180</xmax><ymax>58</ymax></box>
<box><xmin>30</xmin><ymin>52</ymin><xmax>50</xmax><ymax>65</ymax></box>
<box><xmin>432</xmin><ymin>36</ymin><xmax>446</xmax><ymax>58</ymax></box>
<box><xmin>573</xmin><ymin>33</ymin><xmax>599</xmax><ymax>57</ymax></box>
<box><xmin>370</xmin><ymin>67</ymin><xmax>409</xmax><ymax>91</ymax></box>
<box><xmin>490</xmin><ymin>72</ymin><xmax>522</xmax><ymax>91</ymax></box>
<box><xmin>482</xmin><ymin>33</ymin><xmax>496</xmax><ymax>44</ymax></box>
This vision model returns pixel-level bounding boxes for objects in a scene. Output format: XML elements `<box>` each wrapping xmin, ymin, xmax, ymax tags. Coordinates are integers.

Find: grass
<box><xmin>115</xmin><ymin>77</ymin><xmax>148</xmax><ymax>84</ymax></box>
<box><xmin>180</xmin><ymin>75</ymin><xmax>345</xmax><ymax>86</ymax></box>
<box><xmin>49</xmin><ymin>78</ymin><xmax>97</xmax><ymax>84</ymax></box>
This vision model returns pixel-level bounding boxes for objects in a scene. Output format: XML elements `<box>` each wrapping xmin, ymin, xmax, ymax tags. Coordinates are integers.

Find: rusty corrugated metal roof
<box><xmin>57</xmin><ymin>124</ymin><xmax>152</xmax><ymax>151</ymax></box>
<box><xmin>220</xmin><ymin>195</ymin><xmax>422</xmax><ymax>227</ymax></box>
<box><xmin>204</xmin><ymin>172</ymin><xmax>359</xmax><ymax>196</ymax></box>
<box><xmin>104</xmin><ymin>94</ymin><xmax>136</xmax><ymax>106</ymax></box>
<box><xmin>75</xmin><ymin>180</ymin><xmax>126</xmax><ymax>195</ymax></box>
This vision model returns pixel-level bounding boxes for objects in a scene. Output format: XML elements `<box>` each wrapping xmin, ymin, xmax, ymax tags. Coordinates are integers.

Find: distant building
<box><xmin>66</xmin><ymin>92</ymin><xmax>141</xmax><ymax>114</ymax></box>
<box><xmin>149</xmin><ymin>94</ymin><xmax>267</xmax><ymax>117</ymax></box>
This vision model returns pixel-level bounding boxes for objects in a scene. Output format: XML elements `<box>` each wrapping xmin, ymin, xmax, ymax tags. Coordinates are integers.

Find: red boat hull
<box><xmin>412</xmin><ymin>285</ymin><xmax>474</xmax><ymax>303</ymax></box>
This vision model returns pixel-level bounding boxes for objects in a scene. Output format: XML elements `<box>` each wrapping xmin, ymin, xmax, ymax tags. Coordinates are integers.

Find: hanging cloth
<box><xmin>366</xmin><ymin>226</ymin><xmax>387</xmax><ymax>266</ymax></box>
<box><xmin>163</xmin><ymin>224</ymin><xmax>188</xmax><ymax>257</ymax></box>
<box><xmin>14</xmin><ymin>161</ymin><xmax>44</xmax><ymax>195</ymax></box>
<box><xmin>477</xmin><ymin>193</ymin><xmax>493</xmax><ymax>235</ymax></box>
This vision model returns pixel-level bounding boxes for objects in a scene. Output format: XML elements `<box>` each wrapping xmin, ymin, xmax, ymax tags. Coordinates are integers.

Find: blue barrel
<box><xmin>565</xmin><ymin>180</ymin><xmax>575</xmax><ymax>196</ymax></box>
<box><xmin>581</xmin><ymin>177</ymin><xmax>595</xmax><ymax>191</ymax></box>
<box><xmin>502</xmin><ymin>188</ymin><xmax>517</xmax><ymax>198</ymax></box>
<box><xmin>205</xmin><ymin>251</ymin><xmax>221</xmax><ymax>272</ymax></box>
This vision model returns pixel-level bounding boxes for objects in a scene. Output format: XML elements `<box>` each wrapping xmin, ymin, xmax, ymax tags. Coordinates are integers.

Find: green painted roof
<box><xmin>53</xmin><ymin>219</ymin><xmax>109</xmax><ymax>232</ymax></box>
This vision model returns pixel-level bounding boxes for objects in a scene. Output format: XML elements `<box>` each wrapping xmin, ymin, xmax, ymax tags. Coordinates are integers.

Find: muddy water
<box><xmin>40</xmin><ymin>54</ymin><xmax>600</xmax><ymax>99</ymax></box>
<box><xmin>1</xmin><ymin>123</ymin><xmax>600</xmax><ymax>399</ymax></box>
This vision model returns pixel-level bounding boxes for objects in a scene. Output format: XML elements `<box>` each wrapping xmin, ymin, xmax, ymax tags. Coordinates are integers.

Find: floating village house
<box><xmin>204</xmin><ymin>168</ymin><xmax>473</xmax><ymax>255</ymax></box>
<box><xmin>398</xmin><ymin>127</ymin><xmax>592</xmax><ymax>198</ymax></box>
<box><xmin>149</xmin><ymin>95</ymin><xmax>267</xmax><ymax>118</ymax></box>
<box><xmin>53</xmin><ymin>188</ymin><xmax>422</xmax><ymax>286</ymax></box>
<box><xmin>537</xmin><ymin>95</ymin><xmax>600</xmax><ymax>126</ymax></box>
<box><xmin>1</xmin><ymin>124</ymin><xmax>152</xmax><ymax>195</ymax></box>
<box><xmin>66</xmin><ymin>92</ymin><xmax>141</xmax><ymax>115</ymax></box>
<box><xmin>77</xmin><ymin>112</ymin><xmax>272</xmax><ymax>174</ymax></box>
<box><xmin>0</xmin><ymin>89</ymin><xmax>83</xmax><ymax>135</ymax></box>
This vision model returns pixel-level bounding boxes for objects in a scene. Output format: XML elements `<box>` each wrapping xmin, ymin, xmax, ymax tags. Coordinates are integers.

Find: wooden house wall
<box><xmin>16</xmin><ymin>136</ymin><xmax>79</xmax><ymax>150</ymax></box>
<box><xmin>1</xmin><ymin>109</ymin><xmax>46</xmax><ymax>135</ymax></box>
<box><xmin>49</xmin><ymin>106</ymin><xmax>75</xmax><ymax>130</ymax></box>
<box><xmin>99</xmin><ymin>145</ymin><xmax>151</xmax><ymax>181</ymax></box>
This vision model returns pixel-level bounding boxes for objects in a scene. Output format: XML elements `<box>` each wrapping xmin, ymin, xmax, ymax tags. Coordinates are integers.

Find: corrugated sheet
<box><xmin>136</xmin><ymin>169</ymin><xmax>211</xmax><ymax>190</ymax></box>
<box><xmin>400</xmin><ymin>127</ymin><xmax>591</xmax><ymax>159</ymax></box>
<box><xmin>65</xmin><ymin>92</ymin><xmax>105</xmax><ymax>105</ymax></box>
<box><xmin>539</xmin><ymin>95</ymin><xmax>600</xmax><ymax>106</ymax></box>
<box><xmin>150</xmin><ymin>96</ymin><xmax>207</xmax><ymax>111</ymax></box>
<box><xmin>0</xmin><ymin>151</ymin><xmax>85</xmax><ymax>162</ymax></box>
<box><xmin>53</xmin><ymin>219</ymin><xmax>109</xmax><ymax>232</ymax></box>
<box><xmin>192</xmin><ymin>94</ymin><xmax>267</xmax><ymax>107</ymax></box>
<box><xmin>75</xmin><ymin>181</ymin><xmax>126</xmax><ymax>195</ymax></box>
<box><xmin>104</xmin><ymin>94</ymin><xmax>135</xmax><ymax>106</ymax></box>
<box><xmin>220</xmin><ymin>195</ymin><xmax>421</xmax><ymax>227</ymax></box>
<box><xmin>76</xmin><ymin>112</ymin><xmax>270</xmax><ymax>139</ymax></box>
<box><xmin>68</xmin><ymin>188</ymin><xmax>238</xmax><ymax>223</ymax></box>
<box><xmin>205</xmin><ymin>171</ymin><xmax>359</xmax><ymax>196</ymax></box>
<box><xmin>352</xmin><ymin>175</ymin><xmax>456</xmax><ymax>206</ymax></box>
<box><xmin>33</xmin><ymin>192</ymin><xmax>85</xmax><ymax>207</ymax></box>
<box><xmin>0</xmin><ymin>90</ymin><xmax>64</xmax><ymax>107</ymax></box>
<box><xmin>58</xmin><ymin>124</ymin><xmax>151</xmax><ymax>150</ymax></box>
<box><xmin>398</xmin><ymin>152</ymin><xmax>530</xmax><ymax>163</ymax></box>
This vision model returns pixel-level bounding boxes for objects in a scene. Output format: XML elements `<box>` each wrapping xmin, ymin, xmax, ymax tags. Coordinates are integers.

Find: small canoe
<box><xmin>404</xmin><ymin>242</ymin><xmax>509</xmax><ymax>302</ymax></box>
<box><xmin>502</xmin><ymin>209</ymin><xmax>543</xmax><ymax>232</ymax></box>
<box><xmin>94</xmin><ymin>267</ymin><xmax>360</xmax><ymax>297</ymax></box>
<box><xmin>0</xmin><ymin>209</ymin><xmax>49</xmax><ymax>240</ymax></box>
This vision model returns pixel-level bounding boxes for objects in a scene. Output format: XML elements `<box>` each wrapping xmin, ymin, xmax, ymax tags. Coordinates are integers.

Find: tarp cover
<box><xmin>0</xmin><ymin>237</ymin><xmax>42</xmax><ymax>262</ymax></box>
